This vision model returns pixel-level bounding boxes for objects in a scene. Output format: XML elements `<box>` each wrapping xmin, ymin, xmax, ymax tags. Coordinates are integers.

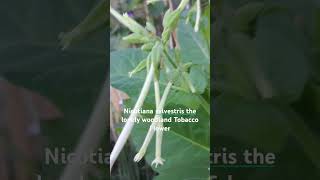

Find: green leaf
<box><xmin>131</xmin><ymin>106</ymin><xmax>210</xmax><ymax>180</ymax></box>
<box><xmin>255</xmin><ymin>12</ymin><xmax>309</xmax><ymax>102</ymax></box>
<box><xmin>189</xmin><ymin>65</ymin><xmax>208</xmax><ymax>94</ymax></box>
<box><xmin>177</xmin><ymin>22</ymin><xmax>210</xmax><ymax>65</ymax></box>
<box><xmin>166</xmin><ymin>90</ymin><xmax>202</xmax><ymax>110</ymax></box>
<box><xmin>231</xmin><ymin>2</ymin><xmax>265</xmax><ymax>32</ymax></box>
<box><xmin>59</xmin><ymin>0</ymin><xmax>107</xmax><ymax>49</ymax></box>
<box><xmin>225</xmin><ymin>33</ymin><xmax>264</xmax><ymax>99</ymax></box>
<box><xmin>146</xmin><ymin>21</ymin><xmax>156</xmax><ymax>34</ymax></box>
<box><xmin>110</xmin><ymin>48</ymin><xmax>148</xmax><ymax>101</ymax></box>
<box><xmin>141</xmin><ymin>42</ymin><xmax>154</xmax><ymax>51</ymax></box>
<box><xmin>162</xmin><ymin>9</ymin><xmax>174</xmax><ymax>28</ymax></box>
<box><xmin>214</xmin><ymin>93</ymin><xmax>290</xmax><ymax>152</ymax></box>
<box><xmin>129</xmin><ymin>59</ymin><xmax>147</xmax><ymax>77</ymax></box>
<box><xmin>123</xmin><ymin>33</ymin><xmax>150</xmax><ymax>44</ymax></box>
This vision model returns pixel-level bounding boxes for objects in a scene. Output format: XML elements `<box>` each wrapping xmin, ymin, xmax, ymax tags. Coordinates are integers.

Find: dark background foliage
<box><xmin>0</xmin><ymin>0</ymin><xmax>107</xmax><ymax>179</ymax></box>
<box><xmin>213</xmin><ymin>0</ymin><xmax>320</xmax><ymax>179</ymax></box>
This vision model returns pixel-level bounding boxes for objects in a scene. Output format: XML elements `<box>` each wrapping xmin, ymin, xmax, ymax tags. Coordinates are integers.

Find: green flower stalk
<box><xmin>177</xmin><ymin>0</ymin><xmax>190</xmax><ymax>11</ymax></box>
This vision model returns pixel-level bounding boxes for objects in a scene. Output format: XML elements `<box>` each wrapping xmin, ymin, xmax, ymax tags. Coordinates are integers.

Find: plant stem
<box><xmin>158</xmin><ymin>82</ymin><xmax>173</xmax><ymax>112</ymax></box>
<box><xmin>110</xmin><ymin>65</ymin><xmax>155</xmax><ymax>170</ymax></box>
<box><xmin>177</xmin><ymin>0</ymin><xmax>190</xmax><ymax>11</ymax></box>
<box><xmin>198</xmin><ymin>95</ymin><xmax>210</xmax><ymax>115</ymax></box>
<box><xmin>182</xmin><ymin>72</ymin><xmax>196</xmax><ymax>93</ymax></box>
<box><xmin>285</xmin><ymin>108</ymin><xmax>320</xmax><ymax>174</ymax></box>
<box><xmin>163</xmin><ymin>48</ymin><xmax>178</xmax><ymax>68</ymax></box>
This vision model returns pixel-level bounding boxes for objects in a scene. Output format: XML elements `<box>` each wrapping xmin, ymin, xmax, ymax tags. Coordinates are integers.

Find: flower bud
<box><xmin>141</xmin><ymin>42</ymin><xmax>154</xmax><ymax>51</ymax></box>
<box><xmin>129</xmin><ymin>59</ymin><xmax>147</xmax><ymax>77</ymax></box>
<box><xmin>146</xmin><ymin>22</ymin><xmax>156</xmax><ymax>34</ymax></box>
<box><xmin>123</xmin><ymin>33</ymin><xmax>150</xmax><ymax>44</ymax></box>
<box><xmin>110</xmin><ymin>7</ymin><xmax>148</xmax><ymax>35</ymax></box>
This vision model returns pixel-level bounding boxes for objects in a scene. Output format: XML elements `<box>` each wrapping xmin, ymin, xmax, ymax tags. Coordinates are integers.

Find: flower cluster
<box><xmin>109</xmin><ymin>0</ymin><xmax>202</xmax><ymax>170</ymax></box>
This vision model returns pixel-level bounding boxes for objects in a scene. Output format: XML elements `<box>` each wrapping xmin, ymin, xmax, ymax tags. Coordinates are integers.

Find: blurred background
<box><xmin>0</xmin><ymin>0</ymin><xmax>107</xmax><ymax>179</ymax></box>
<box><xmin>213</xmin><ymin>0</ymin><xmax>320</xmax><ymax>179</ymax></box>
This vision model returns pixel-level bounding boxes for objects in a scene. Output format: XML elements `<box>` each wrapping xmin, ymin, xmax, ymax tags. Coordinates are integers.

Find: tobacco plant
<box><xmin>110</xmin><ymin>0</ymin><xmax>210</xmax><ymax>179</ymax></box>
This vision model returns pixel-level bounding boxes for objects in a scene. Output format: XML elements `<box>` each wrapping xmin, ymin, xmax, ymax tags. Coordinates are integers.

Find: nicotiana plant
<box><xmin>110</xmin><ymin>0</ymin><xmax>210</xmax><ymax>177</ymax></box>
<box><xmin>56</xmin><ymin>0</ymin><xmax>210</xmax><ymax>178</ymax></box>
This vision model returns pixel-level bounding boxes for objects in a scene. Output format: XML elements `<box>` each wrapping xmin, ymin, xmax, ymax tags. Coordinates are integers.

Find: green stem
<box><xmin>284</xmin><ymin>107</ymin><xmax>320</xmax><ymax>174</ymax></box>
<box><xmin>163</xmin><ymin>48</ymin><xmax>178</xmax><ymax>68</ymax></box>
<box><xmin>182</xmin><ymin>72</ymin><xmax>196</xmax><ymax>93</ymax></box>
<box><xmin>198</xmin><ymin>95</ymin><xmax>210</xmax><ymax>115</ymax></box>
<box><xmin>177</xmin><ymin>0</ymin><xmax>190</xmax><ymax>11</ymax></box>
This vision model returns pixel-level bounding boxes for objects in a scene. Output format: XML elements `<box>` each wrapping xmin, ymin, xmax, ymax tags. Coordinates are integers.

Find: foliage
<box><xmin>214</xmin><ymin>0</ymin><xmax>320</xmax><ymax>179</ymax></box>
<box><xmin>0</xmin><ymin>0</ymin><xmax>107</xmax><ymax>179</ymax></box>
<box><xmin>110</xmin><ymin>0</ymin><xmax>211</xmax><ymax>179</ymax></box>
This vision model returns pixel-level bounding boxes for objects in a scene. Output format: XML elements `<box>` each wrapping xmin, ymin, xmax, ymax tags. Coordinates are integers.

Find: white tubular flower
<box><xmin>133</xmin><ymin>114</ymin><xmax>160</xmax><ymax>162</ymax></box>
<box><xmin>154</xmin><ymin>78</ymin><xmax>161</xmax><ymax>110</ymax></box>
<box><xmin>152</xmin><ymin>78</ymin><xmax>165</xmax><ymax>168</ymax></box>
<box><xmin>134</xmin><ymin>81</ymin><xmax>173</xmax><ymax>164</ymax></box>
<box><xmin>152</xmin><ymin>156</ymin><xmax>165</xmax><ymax>168</ymax></box>
<box><xmin>110</xmin><ymin>65</ymin><xmax>155</xmax><ymax>170</ymax></box>
<box><xmin>194</xmin><ymin>0</ymin><xmax>201</xmax><ymax>32</ymax></box>
<box><xmin>152</xmin><ymin>119</ymin><xmax>165</xmax><ymax>168</ymax></box>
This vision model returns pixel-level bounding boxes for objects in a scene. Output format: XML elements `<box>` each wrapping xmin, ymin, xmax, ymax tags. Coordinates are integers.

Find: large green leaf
<box><xmin>189</xmin><ymin>65</ymin><xmax>208</xmax><ymax>94</ymax></box>
<box><xmin>165</xmin><ymin>90</ymin><xmax>202</xmax><ymax>110</ymax></box>
<box><xmin>59</xmin><ymin>0</ymin><xmax>108</xmax><ymax>49</ymax></box>
<box><xmin>227</xmin><ymin>33</ymin><xmax>269</xmax><ymax>99</ymax></box>
<box><xmin>110</xmin><ymin>48</ymin><xmax>148</xmax><ymax>101</ymax></box>
<box><xmin>214</xmin><ymin>93</ymin><xmax>290</xmax><ymax>152</ymax></box>
<box><xmin>215</xmin><ymin>41</ymin><xmax>259</xmax><ymax>99</ymax></box>
<box><xmin>255</xmin><ymin>12</ymin><xmax>309</xmax><ymax>102</ymax></box>
<box><xmin>231</xmin><ymin>2</ymin><xmax>266</xmax><ymax>32</ymax></box>
<box><xmin>177</xmin><ymin>22</ymin><xmax>210</xmax><ymax>65</ymax></box>
<box><xmin>131</xmin><ymin>106</ymin><xmax>210</xmax><ymax>180</ymax></box>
